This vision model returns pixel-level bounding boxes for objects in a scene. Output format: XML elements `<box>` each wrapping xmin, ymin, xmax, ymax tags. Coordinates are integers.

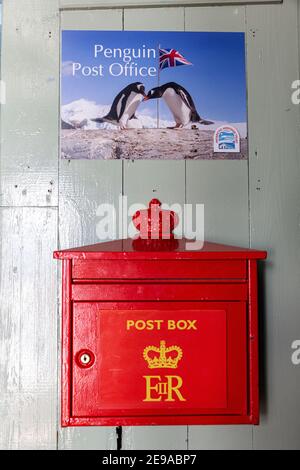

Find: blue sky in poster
<box><xmin>62</xmin><ymin>30</ymin><xmax>247</xmax><ymax>123</ymax></box>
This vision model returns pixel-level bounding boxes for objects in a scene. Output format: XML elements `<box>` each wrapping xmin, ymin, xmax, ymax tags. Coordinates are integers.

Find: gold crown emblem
<box><xmin>143</xmin><ymin>340</ymin><xmax>183</xmax><ymax>369</ymax></box>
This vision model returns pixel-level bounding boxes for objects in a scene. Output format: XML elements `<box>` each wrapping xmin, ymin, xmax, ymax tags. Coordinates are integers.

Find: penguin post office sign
<box><xmin>61</xmin><ymin>31</ymin><xmax>247</xmax><ymax>160</ymax></box>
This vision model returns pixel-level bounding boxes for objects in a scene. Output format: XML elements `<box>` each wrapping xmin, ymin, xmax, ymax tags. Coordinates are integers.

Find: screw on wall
<box><xmin>256</xmin><ymin>178</ymin><xmax>262</xmax><ymax>191</ymax></box>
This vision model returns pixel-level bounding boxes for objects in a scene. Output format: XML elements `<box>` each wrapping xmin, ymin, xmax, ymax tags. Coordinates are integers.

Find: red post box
<box><xmin>54</xmin><ymin>235</ymin><xmax>266</xmax><ymax>427</ymax></box>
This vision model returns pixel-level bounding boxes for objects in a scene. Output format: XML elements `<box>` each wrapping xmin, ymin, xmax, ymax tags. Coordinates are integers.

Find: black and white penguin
<box><xmin>92</xmin><ymin>82</ymin><xmax>146</xmax><ymax>129</ymax></box>
<box><xmin>61</xmin><ymin>119</ymin><xmax>75</xmax><ymax>129</ymax></box>
<box><xmin>144</xmin><ymin>82</ymin><xmax>213</xmax><ymax>128</ymax></box>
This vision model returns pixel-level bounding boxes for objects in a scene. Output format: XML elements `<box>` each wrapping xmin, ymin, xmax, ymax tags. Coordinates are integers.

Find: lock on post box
<box><xmin>54</xmin><ymin>200</ymin><xmax>267</xmax><ymax>427</ymax></box>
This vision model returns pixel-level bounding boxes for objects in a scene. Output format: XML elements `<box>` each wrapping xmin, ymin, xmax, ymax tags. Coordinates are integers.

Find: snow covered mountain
<box><xmin>61</xmin><ymin>99</ymin><xmax>247</xmax><ymax>137</ymax></box>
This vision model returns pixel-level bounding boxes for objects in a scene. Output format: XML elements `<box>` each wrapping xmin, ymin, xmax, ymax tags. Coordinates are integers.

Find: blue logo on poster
<box><xmin>214</xmin><ymin>126</ymin><xmax>240</xmax><ymax>153</ymax></box>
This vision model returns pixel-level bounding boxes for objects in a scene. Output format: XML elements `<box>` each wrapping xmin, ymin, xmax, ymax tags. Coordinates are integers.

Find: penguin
<box><xmin>92</xmin><ymin>82</ymin><xmax>146</xmax><ymax>130</ymax></box>
<box><xmin>144</xmin><ymin>82</ymin><xmax>213</xmax><ymax>128</ymax></box>
<box><xmin>61</xmin><ymin>119</ymin><xmax>75</xmax><ymax>129</ymax></box>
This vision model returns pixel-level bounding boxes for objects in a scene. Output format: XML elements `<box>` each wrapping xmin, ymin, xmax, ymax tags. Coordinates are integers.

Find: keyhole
<box><xmin>80</xmin><ymin>353</ymin><xmax>91</xmax><ymax>365</ymax></box>
<box><xmin>76</xmin><ymin>350</ymin><xmax>95</xmax><ymax>368</ymax></box>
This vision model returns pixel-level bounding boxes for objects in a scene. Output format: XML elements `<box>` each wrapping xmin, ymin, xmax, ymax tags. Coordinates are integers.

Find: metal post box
<box><xmin>54</xmin><ymin>237</ymin><xmax>267</xmax><ymax>427</ymax></box>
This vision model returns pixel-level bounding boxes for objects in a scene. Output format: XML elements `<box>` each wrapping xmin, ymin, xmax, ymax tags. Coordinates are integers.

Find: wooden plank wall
<box><xmin>247</xmin><ymin>2</ymin><xmax>300</xmax><ymax>449</ymax></box>
<box><xmin>0</xmin><ymin>0</ymin><xmax>299</xmax><ymax>450</ymax></box>
<box><xmin>0</xmin><ymin>0</ymin><xmax>60</xmax><ymax>449</ymax></box>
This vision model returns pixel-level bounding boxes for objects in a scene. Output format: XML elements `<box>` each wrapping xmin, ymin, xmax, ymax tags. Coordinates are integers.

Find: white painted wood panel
<box><xmin>61</xmin><ymin>8</ymin><xmax>122</xmax><ymax>29</ymax></box>
<box><xmin>122</xmin><ymin>6</ymin><xmax>186</xmax><ymax>449</ymax></box>
<box><xmin>122</xmin><ymin>160</ymin><xmax>186</xmax><ymax>448</ymax></box>
<box><xmin>247</xmin><ymin>0</ymin><xmax>300</xmax><ymax>450</ymax></box>
<box><xmin>189</xmin><ymin>426</ymin><xmax>253</xmax><ymax>450</ymax></box>
<box><xmin>0</xmin><ymin>0</ymin><xmax>59</xmax><ymax>207</ymax></box>
<box><xmin>123</xmin><ymin>160</ymin><xmax>185</xmax><ymax>205</ymax></box>
<box><xmin>186</xmin><ymin>161</ymin><xmax>249</xmax><ymax>246</ymax></box>
<box><xmin>0</xmin><ymin>208</ymin><xmax>57</xmax><ymax>449</ymax></box>
<box><xmin>185</xmin><ymin>4</ymin><xmax>245</xmax><ymax>31</ymax></box>
<box><xmin>59</xmin><ymin>159</ymin><xmax>122</xmax><ymax>248</ymax></box>
<box><xmin>123</xmin><ymin>160</ymin><xmax>185</xmax><ymax>238</ymax></box>
<box><xmin>122</xmin><ymin>426</ymin><xmax>188</xmax><ymax>450</ymax></box>
<box><xmin>58</xmin><ymin>7</ymin><xmax>123</xmax><ymax>450</ymax></box>
<box><xmin>124</xmin><ymin>6</ymin><xmax>184</xmax><ymax>30</ymax></box>
<box><xmin>59</xmin><ymin>428</ymin><xmax>118</xmax><ymax>450</ymax></box>
<box><xmin>185</xmin><ymin>3</ymin><xmax>251</xmax><ymax>449</ymax></box>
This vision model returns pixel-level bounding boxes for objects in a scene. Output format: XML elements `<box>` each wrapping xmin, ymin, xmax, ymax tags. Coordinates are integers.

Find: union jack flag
<box><xmin>159</xmin><ymin>48</ymin><xmax>192</xmax><ymax>70</ymax></box>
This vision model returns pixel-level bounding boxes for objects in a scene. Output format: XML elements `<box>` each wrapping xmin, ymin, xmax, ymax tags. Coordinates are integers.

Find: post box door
<box><xmin>71</xmin><ymin>302</ymin><xmax>247</xmax><ymax>418</ymax></box>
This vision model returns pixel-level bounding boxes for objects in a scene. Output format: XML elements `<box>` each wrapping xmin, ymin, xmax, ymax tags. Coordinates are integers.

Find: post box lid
<box><xmin>53</xmin><ymin>239</ymin><xmax>267</xmax><ymax>261</ymax></box>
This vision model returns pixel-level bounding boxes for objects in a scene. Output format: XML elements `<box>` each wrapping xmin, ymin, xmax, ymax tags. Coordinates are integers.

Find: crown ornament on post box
<box><xmin>143</xmin><ymin>340</ymin><xmax>183</xmax><ymax>369</ymax></box>
<box><xmin>132</xmin><ymin>199</ymin><xmax>179</xmax><ymax>240</ymax></box>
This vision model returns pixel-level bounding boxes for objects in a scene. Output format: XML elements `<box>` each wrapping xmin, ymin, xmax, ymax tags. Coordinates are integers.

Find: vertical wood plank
<box><xmin>0</xmin><ymin>208</ymin><xmax>58</xmax><ymax>449</ymax></box>
<box><xmin>59</xmin><ymin>427</ymin><xmax>117</xmax><ymax>450</ymax></box>
<box><xmin>124</xmin><ymin>6</ymin><xmax>184</xmax><ymax>30</ymax></box>
<box><xmin>58</xmin><ymin>8</ymin><xmax>123</xmax><ymax>450</ymax></box>
<box><xmin>60</xmin><ymin>7</ymin><xmax>122</xmax><ymax>29</ymax></box>
<box><xmin>0</xmin><ymin>0</ymin><xmax>59</xmax><ymax>207</ymax></box>
<box><xmin>185</xmin><ymin>5</ymin><xmax>252</xmax><ymax>450</ymax></box>
<box><xmin>188</xmin><ymin>426</ymin><xmax>252</xmax><ymax>450</ymax></box>
<box><xmin>59</xmin><ymin>160</ymin><xmax>122</xmax><ymax>248</ymax></box>
<box><xmin>248</xmin><ymin>260</ymin><xmax>259</xmax><ymax>424</ymax></box>
<box><xmin>122</xmin><ymin>6</ymin><xmax>187</xmax><ymax>451</ymax></box>
<box><xmin>186</xmin><ymin>161</ymin><xmax>252</xmax><ymax>449</ymax></box>
<box><xmin>247</xmin><ymin>0</ymin><xmax>300</xmax><ymax>449</ymax></box>
<box><xmin>123</xmin><ymin>160</ymin><xmax>185</xmax><ymax>238</ymax></box>
<box><xmin>186</xmin><ymin>161</ymin><xmax>249</xmax><ymax>246</ymax></box>
<box><xmin>123</xmin><ymin>426</ymin><xmax>188</xmax><ymax>451</ymax></box>
<box><xmin>185</xmin><ymin>4</ymin><xmax>246</xmax><ymax>31</ymax></box>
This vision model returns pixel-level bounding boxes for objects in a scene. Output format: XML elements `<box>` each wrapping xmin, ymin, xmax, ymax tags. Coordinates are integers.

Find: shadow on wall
<box><xmin>258</xmin><ymin>258</ymin><xmax>270</xmax><ymax>417</ymax></box>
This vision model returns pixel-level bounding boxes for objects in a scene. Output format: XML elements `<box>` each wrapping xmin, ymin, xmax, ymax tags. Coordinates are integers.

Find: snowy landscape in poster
<box><xmin>61</xmin><ymin>30</ymin><xmax>248</xmax><ymax>160</ymax></box>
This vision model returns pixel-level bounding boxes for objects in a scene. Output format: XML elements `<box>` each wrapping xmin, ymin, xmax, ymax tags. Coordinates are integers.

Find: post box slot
<box><xmin>72</xmin><ymin>259</ymin><xmax>247</xmax><ymax>281</ymax></box>
<box><xmin>71</xmin><ymin>283</ymin><xmax>248</xmax><ymax>302</ymax></box>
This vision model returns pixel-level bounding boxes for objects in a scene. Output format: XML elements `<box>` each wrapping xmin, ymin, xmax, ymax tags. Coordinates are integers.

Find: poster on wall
<box><xmin>61</xmin><ymin>31</ymin><xmax>247</xmax><ymax>160</ymax></box>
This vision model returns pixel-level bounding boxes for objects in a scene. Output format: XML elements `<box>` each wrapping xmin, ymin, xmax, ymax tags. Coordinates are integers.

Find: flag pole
<box><xmin>157</xmin><ymin>43</ymin><xmax>160</xmax><ymax>129</ymax></box>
